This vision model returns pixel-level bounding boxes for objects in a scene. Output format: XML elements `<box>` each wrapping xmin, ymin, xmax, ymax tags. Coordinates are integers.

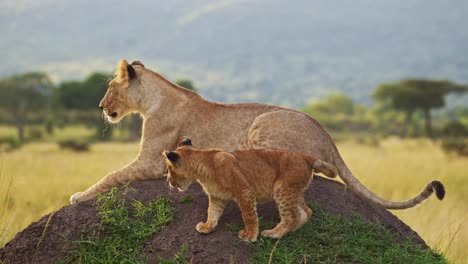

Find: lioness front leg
<box><xmin>196</xmin><ymin>195</ymin><xmax>228</xmax><ymax>234</ymax></box>
<box><xmin>70</xmin><ymin>157</ymin><xmax>164</xmax><ymax>204</ymax></box>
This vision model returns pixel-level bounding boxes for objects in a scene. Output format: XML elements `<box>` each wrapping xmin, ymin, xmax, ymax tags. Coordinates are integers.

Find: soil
<box><xmin>0</xmin><ymin>176</ymin><xmax>428</xmax><ymax>264</ymax></box>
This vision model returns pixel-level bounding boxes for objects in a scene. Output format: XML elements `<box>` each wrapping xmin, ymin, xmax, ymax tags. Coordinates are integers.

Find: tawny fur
<box><xmin>163</xmin><ymin>142</ymin><xmax>337</xmax><ymax>242</ymax></box>
<box><xmin>70</xmin><ymin>59</ymin><xmax>445</xmax><ymax>210</ymax></box>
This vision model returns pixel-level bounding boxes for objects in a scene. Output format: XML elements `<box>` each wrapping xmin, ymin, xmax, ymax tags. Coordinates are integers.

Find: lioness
<box><xmin>163</xmin><ymin>138</ymin><xmax>338</xmax><ymax>241</ymax></box>
<box><xmin>70</xmin><ymin>59</ymin><xmax>445</xmax><ymax>210</ymax></box>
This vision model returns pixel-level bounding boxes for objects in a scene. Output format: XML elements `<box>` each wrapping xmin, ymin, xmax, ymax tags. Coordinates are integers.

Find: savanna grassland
<box><xmin>0</xmin><ymin>131</ymin><xmax>466</xmax><ymax>263</ymax></box>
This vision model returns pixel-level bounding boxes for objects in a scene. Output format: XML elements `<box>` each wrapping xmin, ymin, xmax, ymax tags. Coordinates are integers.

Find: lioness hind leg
<box><xmin>247</xmin><ymin>110</ymin><xmax>334</xmax><ymax>162</ymax></box>
<box><xmin>261</xmin><ymin>188</ymin><xmax>300</xmax><ymax>239</ymax></box>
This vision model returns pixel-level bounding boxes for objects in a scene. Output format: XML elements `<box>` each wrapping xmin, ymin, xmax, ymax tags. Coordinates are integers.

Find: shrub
<box><xmin>441</xmin><ymin>138</ymin><xmax>468</xmax><ymax>157</ymax></box>
<box><xmin>45</xmin><ymin>118</ymin><xmax>54</xmax><ymax>135</ymax></box>
<box><xmin>354</xmin><ymin>135</ymin><xmax>380</xmax><ymax>147</ymax></box>
<box><xmin>58</xmin><ymin>139</ymin><xmax>90</xmax><ymax>152</ymax></box>
<box><xmin>26</xmin><ymin>128</ymin><xmax>43</xmax><ymax>141</ymax></box>
<box><xmin>441</xmin><ymin>121</ymin><xmax>468</xmax><ymax>138</ymax></box>
<box><xmin>0</xmin><ymin>136</ymin><xmax>22</xmax><ymax>152</ymax></box>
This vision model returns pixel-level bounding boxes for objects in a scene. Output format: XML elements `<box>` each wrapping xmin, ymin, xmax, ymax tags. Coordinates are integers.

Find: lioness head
<box><xmin>99</xmin><ymin>59</ymin><xmax>146</xmax><ymax>123</ymax></box>
<box><xmin>163</xmin><ymin>138</ymin><xmax>195</xmax><ymax>191</ymax></box>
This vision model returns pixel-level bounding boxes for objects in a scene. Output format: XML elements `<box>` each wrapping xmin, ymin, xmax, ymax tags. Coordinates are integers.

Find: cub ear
<box><xmin>178</xmin><ymin>136</ymin><xmax>192</xmax><ymax>147</ymax></box>
<box><xmin>164</xmin><ymin>151</ymin><xmax>180</xmax><ymax>163</ymax></box>
<box><xmin>127</xmin><ymin>64</ymin><xmax>136</xmax><ymax>79</ymax></box>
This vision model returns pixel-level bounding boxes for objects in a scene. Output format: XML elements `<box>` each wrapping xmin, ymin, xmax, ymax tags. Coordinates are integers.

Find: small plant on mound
<box><xmin>62</xmin><ymin>187</ymin><xmax>175</xmax><ymax>263</ymax></box>
<box><xmin>249</xmin><ymin>204</ymin><xmax>448</xmax><ymax>264</ymax></box>
<box><xmin>159</xmin><ymin>243</ymin><xmax>190</xmax><ymax>264</ymax></box>
<box><xmin>178</xmin><ymin>195</ymin><xmax>195</xmax><ymax>204</ymax></box>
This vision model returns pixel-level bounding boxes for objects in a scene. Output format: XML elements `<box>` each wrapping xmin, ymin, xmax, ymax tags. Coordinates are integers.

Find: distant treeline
<box><xmin>0</xmin><ymin>71</ymin><xmax>195</xmax><ymax>144</ymax></box>
<box><xmin>0</xmin><ymin>71</ymin><xmax>467</xmax><ymax>154</ymax></box>
<box><xmin>302</xmin><ymin>80</ymin><xmax>468</xmax><ymax>139</ymax></box>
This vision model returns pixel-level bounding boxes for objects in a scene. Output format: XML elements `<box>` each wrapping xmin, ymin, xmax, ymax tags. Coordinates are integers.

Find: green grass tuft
<box><xmin>158</xmin><ymin>243</ymin><xmax>191</xmax><ymax>264</ymax></box>
<box><xmin>249</xmin><ymin>204</ymin><xmax>448</xmax><ymax>264</ymax></box>
<box><xmin>178</xmin><ymin>195</ymin><xmax>194</xmax><ymax>204</ymax></box>
<box><xmin>61</xmin><ymin>187</ymin><xmax>175</xmax><ymax>263</ymax></box>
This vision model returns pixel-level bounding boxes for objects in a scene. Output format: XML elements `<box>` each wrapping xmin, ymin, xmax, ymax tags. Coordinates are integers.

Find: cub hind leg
<box><xmin>293</xmin><ymin>195</ymin><xmax>312</xmax><ymax>231</ymax></box>
<box><xmin>261</xmin><ymin>188</ymin><xmax>301</xmax><ymax>239</ymax></box>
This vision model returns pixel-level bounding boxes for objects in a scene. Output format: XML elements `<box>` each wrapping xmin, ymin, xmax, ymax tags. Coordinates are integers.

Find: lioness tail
<box><xmin>332</xmin><ymin>153</ymin><xmax>445</xmax><ymax>209</ymax></box>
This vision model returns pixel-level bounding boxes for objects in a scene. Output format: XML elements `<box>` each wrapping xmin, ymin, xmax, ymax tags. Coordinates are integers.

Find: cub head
<box><xmin>163</xmin><ymin>138</ymin><xmax>195</xmax><ymax>191</ymax></box>
<box><xmin>99</xmin><ymin>59</ymin><xmax>146</xmax><ymax>123</ymax></box>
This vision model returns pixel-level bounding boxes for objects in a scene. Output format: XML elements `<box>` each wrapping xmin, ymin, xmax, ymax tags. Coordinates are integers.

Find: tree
<box><xmin>0</xmin><ymin>72</ymin><xmax>54</xmax><ymax>141</ymax></box>
<box><xmin>306</xmin><ymin>93</ymin><xmax>355</xmax><ymax>116</ymax></box>
<box><xmin>53</xmin><ymin>72</ymin><xmax>113</xmax><ymax>140</ymax></box>
<box><xmin>373</xmin><ymin>79</ymin><xmax>468</xmax><ymax>137</ymax></box>
<box><xmin>302</xmin><ymin>93</ymin><xmax>372</xmax><ymax>133</ymax></box>
<box><xmin>54</xmin><ymin>72</ymin><xmax>110</xmax><ymax>110</ymax></box>
<box><xmin>175</xmin><ymin>79</ymin><xmax>197</xmax><ymax>92</ymax></box>
<box><xmin>372</xmin><ymin>83</ymin><xmax>418</xmax><ymax>137</ymax></box>
<box><xmin>445</xmin><ymin>106</ymin><xmax>468</xmax><ymax>126</ymax></box>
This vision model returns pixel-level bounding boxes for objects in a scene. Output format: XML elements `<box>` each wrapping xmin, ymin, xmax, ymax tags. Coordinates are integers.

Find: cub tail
<box><xmin>311</xmin><ymin>160</ymin><xmax>338</xmax><ymax>178</ymax></box>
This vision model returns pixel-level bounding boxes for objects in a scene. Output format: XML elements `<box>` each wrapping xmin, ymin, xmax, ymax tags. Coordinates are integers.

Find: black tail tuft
<box><xmin>431</xmin><ymin>180</ymin><xmax>445</xmax><ymax>200</ymax></box>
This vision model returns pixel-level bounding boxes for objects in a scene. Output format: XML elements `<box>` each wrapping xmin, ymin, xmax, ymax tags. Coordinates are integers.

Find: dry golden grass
<box><xmin>0</xmin><ymin>138</ymin><xmax>466</xmax><ymax>263</ymax></box>
<box><xmin>339</xmin><ymin>138</ymin><xmax>467</xmax><ymax>264</ymax></box>
<box><xmin>0</xmin><ymin>142</ymin><xmax>139</xmax><ymax>247</ymax></box>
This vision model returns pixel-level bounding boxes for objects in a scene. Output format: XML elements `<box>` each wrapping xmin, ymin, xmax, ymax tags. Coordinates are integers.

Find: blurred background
<box><xmin>0</xmin><ymin>0</ymin><xmax>467</xmax><ymax>263</ymax></box>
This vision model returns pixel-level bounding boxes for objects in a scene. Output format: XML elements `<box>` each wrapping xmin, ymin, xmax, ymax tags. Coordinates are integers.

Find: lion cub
<box><xmin>163</xmin><ymin>137</ymin><xmax>337</xmax><ymax>242</ymax></box>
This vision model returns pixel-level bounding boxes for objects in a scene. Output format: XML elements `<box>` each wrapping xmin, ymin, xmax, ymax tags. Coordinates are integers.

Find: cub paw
<box><xmin>196</xmin><ymin>222</ymin><xmax>215</xmax><ymax>234</ymax></box>
<box><xmin>261</xmin><ymin>229</ymin><xmax>284</xmax><ymax>239</ymax></box>
<box><xmin>238</xmin><ymin>229</ymin><xmax>257</xmax><ymax>242</ymax></box>
<box><xmin>70</xmin><ymin>192</ymin><xmax>84</xmax><ymax>204</ymax></box>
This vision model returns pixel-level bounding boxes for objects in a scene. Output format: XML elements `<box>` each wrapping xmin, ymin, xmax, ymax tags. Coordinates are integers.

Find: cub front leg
<box><xmin>235</xmin><ymin>190</ymin><xmax>259</xmax><ymax>242</ymax></box>
<box><xmin>70</xmin><ymin>157</ymin><xmax>163</xmax><ymax>204</ymax></box>
<box><xmin>196</xmin><ymin>195</ymin><xmax>228</xmax><ymax>234</ymax></box>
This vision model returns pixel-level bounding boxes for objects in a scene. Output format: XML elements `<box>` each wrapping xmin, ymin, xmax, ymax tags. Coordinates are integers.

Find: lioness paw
<box><xmin>196</xmin><ymin>222</ymin><xmax>215</xmax><ymax>234</ymax></box>
<box><xmin>238</xmin><ymin>229</ymin><xmax>257</xmax><ymax>242</ymax></box>
<box><xmin>70</xmin><ymin>192</ymin><xmax>84</xmax><ymax>204</ymax></box>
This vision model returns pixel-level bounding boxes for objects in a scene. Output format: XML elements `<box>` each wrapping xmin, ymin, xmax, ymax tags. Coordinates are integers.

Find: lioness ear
<box><xmin>178</xmin><ymin>137</ymin><xmax>192</xmax><ymax>147</ymax></box>
<box><xmin>165</xmin><ymin>151</ymin><xmax>180</xmax><ymax>163</ymax></box>
<box><xmin>127</xmin><ymin>64</ymin><xmax>136</xmax><ymax>79</ymax></box>
<box><xmin>131</xmin><ymin>60</ymin><xmax>145</xmax><ymax>67</ymax></box>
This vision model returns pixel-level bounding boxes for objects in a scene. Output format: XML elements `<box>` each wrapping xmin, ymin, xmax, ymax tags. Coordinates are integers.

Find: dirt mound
<box><xmin>0</xmin><ymin>176</ymin><xmax>427</xmax><ymax>263</ymax></box>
